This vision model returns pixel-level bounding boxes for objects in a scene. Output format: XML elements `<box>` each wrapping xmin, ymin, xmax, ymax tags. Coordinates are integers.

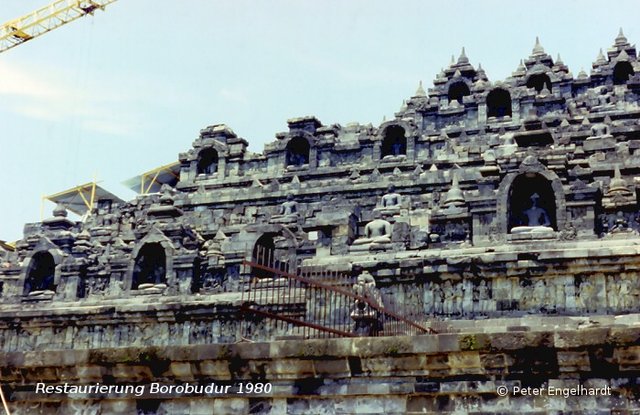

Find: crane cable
<box><xmin>0</xmin><ymin>383</ymin><xmax>10</xmax><ymax>415</ymax></box>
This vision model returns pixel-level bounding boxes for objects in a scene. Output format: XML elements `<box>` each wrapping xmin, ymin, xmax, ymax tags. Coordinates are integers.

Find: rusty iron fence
<box><xmin>241</xmin><ymin>245</ymin><xmax>434</xmax><ymax>340</ymax></box>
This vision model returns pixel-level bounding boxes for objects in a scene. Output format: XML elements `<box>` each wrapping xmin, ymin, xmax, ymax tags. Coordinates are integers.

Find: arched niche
<box><xmin>132</xmin><ymin>242</ymin><xmax>167</xmax><ymax>288</ymax></box>
<box><xmin>252</xmin><ymin>234</ymin><xmax>277</xmax><ymax>279</ymax></box>
<box><xmin>613</xmin><ymin>61</ymin><xmax>634</xmax><ymax>85</ymax></box>
<box><xmin>507</xmin><ymin>174</ymin><xmax>557</xmax><ymax>231</ymax></box>
<box><xmin>240</xmin><ymin>224</ymin><xmax>298</xmax><ymax>280</ymax></box>
<box><xmin>286</xmin><ymin>137</ymin><xmax>310</xmax><ymax>167</ymax></box>
<box><xmin>24</xmin><ymin>251</ymin><xmax>56</xmax><ymax>295</ymax></box>
<box><xmin>487</xmin><ymin>88</ymin><xmax>512</xmax><ymax>118</ymax></box>
<box><xmin>197</xmin><ymin>147</ymin><xmax>219</xmax><ymax>175</ymax></box>
<box><xmin>526</xmin><ymin>73</ymin><xmax>552</xmax><ymax>93</ymax></box>
<box><xmin>381</xmin><ymin>125</ymin><xmax>407</xmax><ymax>157</ymax></box>
<box><xmin>496</xmin><ymin>165</ymin><xmax>566</xmax><ymax>234</ymax></box>
<box><xmin>448</xmin><ymin>81</ymin><xmax>470</xmax><ymax>104</ymax></box>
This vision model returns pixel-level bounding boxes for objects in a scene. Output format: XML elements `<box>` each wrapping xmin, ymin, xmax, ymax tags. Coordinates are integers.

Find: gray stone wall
<box><xmin>2</xmin><ymin>319</ymin><xmax>640</xmax><ymax>414</ymax></box>
<box><xmin>1</xmin><ymin>34</ymin><xmax>640</xmax><ymax>322</ymax></box>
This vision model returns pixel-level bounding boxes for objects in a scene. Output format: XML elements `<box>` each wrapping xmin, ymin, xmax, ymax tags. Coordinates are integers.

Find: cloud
<box><xmin>218</xmin><ymin>87</ymin><xmax>249</xmax><ymax>104</ymax></box>
<box><xmin>0</xmin><ymin>61</ymin><xmax>141</xmax><ymax>136</ymax></box>
<box><xmin>294</xmin><ymin>53</ymin><xmax>413</xmax><ymax>85</ymax></box>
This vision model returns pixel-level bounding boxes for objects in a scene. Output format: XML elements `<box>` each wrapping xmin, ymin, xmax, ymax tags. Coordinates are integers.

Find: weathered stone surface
<box><xmin>3</xmin><ymin>34</ymin><xmax>640</xmax><ymax>413</ymax></box>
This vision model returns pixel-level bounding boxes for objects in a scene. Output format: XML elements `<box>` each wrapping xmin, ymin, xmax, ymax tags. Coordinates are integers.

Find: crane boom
<box><xmin>0</xmin><ymin>0</ymin><xmax>117</xmax><ymax>54</ymax></box>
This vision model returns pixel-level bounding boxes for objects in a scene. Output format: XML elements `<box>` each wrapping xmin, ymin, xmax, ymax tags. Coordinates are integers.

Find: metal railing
<box><xmin>241</xmin><ymin>245</ymin><xmax>434</xmax><ymax>340</ymax></box>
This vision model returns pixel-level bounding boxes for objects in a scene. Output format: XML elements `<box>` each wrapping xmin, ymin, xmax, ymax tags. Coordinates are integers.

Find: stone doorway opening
<box><xmin>381</xmin><ymin>125</ymin><xmax>407</xmax><ymax>157</ymax></box>
<box><xmin>613</xmin><ymin>61</ymin><xmax>634</xmax><ymax>85</ymax></box>
<box><xmin>286</xmin><ymin>137</ymin><xmax>310</xmax><ymax>167</ymax></box>
<box><xmin>447</xmin><ymin>81</ymin><xmax>470</xmax><ymax>105</ymax></box>
<box><xmin>24</xmin><ymin>251</ymin><xmax>55</xmax><ymax>294</ymax></box>
<box><xmin>487</xmin><ymin>88</ymin><xmax>512</xmax><ymax>118</ymax></box>
<box><xmin>197</xmin><ymin>147</ymin><xmax>219</xmax><ymax>175</ymax></box>
<box><xmin>526</xmin><ymin>73</ymin><xmax>552</xmax><ymax>93</ymax></box>
<box><xmin>132</xmin><ymin>243</ymin><xmax>167</xmax><ymax>288</ymax></box>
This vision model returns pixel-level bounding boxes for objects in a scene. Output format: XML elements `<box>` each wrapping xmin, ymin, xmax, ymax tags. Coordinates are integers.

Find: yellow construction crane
<box><xmin>0</xmin><ymin>0</ymin><xmax>117</xmax><ymax>54</ymax></box>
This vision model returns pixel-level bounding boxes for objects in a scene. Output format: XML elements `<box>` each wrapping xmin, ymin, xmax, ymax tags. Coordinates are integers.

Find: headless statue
<box><xmin>380</xmin><ymin>185</ymin><xmax>402</xmax><ymax>208</ymax></box>
<box><xmin>523</xmin><ymin>193</ymin><xmax>551</xmax><ymax>227</ymax></box>
<box><xmin>280</xmin><ymin>194</ymin><xmax>298</xmax><ymax>216</ymax></box>
<box><xmin>364</xmin><ymin>219</ymin><xmax>392</xmax><ymax>239</ymax></box>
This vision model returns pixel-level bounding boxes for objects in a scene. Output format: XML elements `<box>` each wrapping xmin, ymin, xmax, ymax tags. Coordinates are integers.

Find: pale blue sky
<box><xmin>0</xmin><ymin>0</ymin><xmax>637</xmax><ymax>241</ymax></box>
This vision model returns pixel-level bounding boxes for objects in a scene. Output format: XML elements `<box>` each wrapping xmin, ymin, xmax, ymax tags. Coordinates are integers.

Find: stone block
<box><xmin>169</xmin><ymin>361</ymin><xmax>194</xmax><ymax>379</ymax></box>
<box><xmin>481</xmin><ymin>353</ymin><xmax>509</xmax><ymax>371</ymax></box>
<box><xmin>437</xmin><ymin>333</ymin><xmax>461</xmax><ymax>352</ymax></box>
<box><xmin>448</xmin><ymin>352</ymin><xmax>483</xmax><ymax>375</ymax></box>
<box><xmin>361</xmin><ymin>355</ymin><xmax>426</xmax><ymax>376</ymax></box>
<box><xmin>490</xmin><ymin>331</ymin><xmax>552</xmax><ymax>351</ymax></box>
<box><xmin>76</xmin><ymin>364</ymin><xmax>106</xmax><ymax>381</ymax></box>
<box><xmin>557</xmin><ymin>350</ymin><xmax>591</xmax><ymax>372</ymax></box>
<box><xmin>554</xmin><ymin>328</ymin><xmax>609</xmax><ymax>348</ymax></box>
<box><xmin>212</xmin><ymin>398</ymin><xmax>248</xmax><ymax>414</ymax></box>
<box><xmin>101</xmin><ymin>399</ymin><xmax>136</xmax><ymax>414</ymax></box>
<box><xmin>614</xmin><ymin>346</ymin><xmax>640</xmax><ymax>368</ymax></box>
<box><xmin>608</xmin><ymin>327</ymin><xmax>640</xmax><ymax>346</ymax></box>
<box><xmin>265</xmin><ymin>358</ymin><xmax>314</xmax><ymax>379</ymax></box>
<box><xmin>424</xmin><ymin>353</ymin><xmax>449</xmax><ymax>370</ymax></box>
<box><xmin>313</xmin><ymin>358</ymin><xmax>350</xmax><ymax>376</ymax></box>
<box><xmin>412</xmin><ymin>335</ymin><xmax>440</xmax><ymax>353</ymax></box>
<box><xmin>111</xmin><ymin>364</ymin><xmax>153</xmax><ymax>382</ymax></box>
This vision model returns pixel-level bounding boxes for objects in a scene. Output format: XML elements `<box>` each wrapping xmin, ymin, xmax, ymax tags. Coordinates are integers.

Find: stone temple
<box><xmin>2</xmin><ymin>32</ymin><xmax>640</xmax><ymax>414</ymax></box>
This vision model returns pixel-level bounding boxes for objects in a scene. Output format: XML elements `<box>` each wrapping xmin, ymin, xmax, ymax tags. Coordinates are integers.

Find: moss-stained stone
<box><xmin>424</xmin><ymin>353</ymin><xmax>450</xmax><ymax>370</ymax></box>
<box><xmin>557</xmin><ymin>350</ymin><xmax>591</xmax><ymax>372</ymax></box>
<box><xmin>212</xmin><ymin>398</ymin><xmax>248</xmax><ymax>414</ymax></box>
<box><xmin>197</xmin><ymin>359</ymin><xmax>231</xmax><ymax>378</ymax></box>
<box><xmin>168</xmin><ymin>361</ymin><xmax>194</xmax><ymax>379</ymax></box>
<box><xmin>613</xmin><ymin>345</ymin><xmax>640</xmax><ymax>369</ymax></box>
<box><xmin>313</xmin><ymin>358</ymin><xmax>350</xmax><ymax>376</ymax></box>
<box><xmin>360</xmin><ymin>355</ymin><xmax>426</xmax><ymax>376</ymax></box>
<box><xmin>608</xmin><ymin>326</ymin><xmax>640</xmax><ymax>346</ymax></box>
<box><xmin>480</xmin><ymin>352</ymin><xmax>509</xmax><ymax>372</ymax></box>
<box><xmin>437</xmin><ymin>333</ymin><xmax>460</xmax><ymax>352</ymax></box>
<box><xmin>412</xmin><ymin>334</ymin><xmax>440</xmax><ymax>353</ymax></box>
<box><xmin>76</xmin><ymin>364</ymin><xmax>106</xmax><ymax>381</ymax></box>
<box><xmin>4</xmin><ymin>328</ymin><xmax>640</xmax><ymax>412</ymax></box>
<box><xmin>448</xmin><ymin>351</ymin><xmax>483</xmax><ymax>375</ymax></box>
<box><xmin>265</xmin><ymin>358</ymin><xmax>315</xmax><ymax>379</ymax></box>
<box><xmin>24</xmin><ymin>366</ymin><xmax>59</xmax><ymax>382</ymax></box>
<box><xmin>490</xmin><ymin>331</ymin><xmax>552</xmax><ymax>351</ymax></box>
<box><xmin>235</xmin><ymin>341</ymin><xmax>269</xmax><ymax>360</ymax></box>
<box><xmin>111</xmin><ymin>364</ymin><xmax>153</xmax><ymax>381</ymax></box>
<box><xmin>459</xmin><ymin>333</ymin><xmax>490</xmax><ymax>351</ymax></box>
<box><xmin>554</xmin><ymin>327</ymin><xmax>609</xmax><ymax>348</ymax></box>
<box><xmin>101</xmin><ymin>399</ymin><xmax>136</xmax><ymax>414</ymax></box>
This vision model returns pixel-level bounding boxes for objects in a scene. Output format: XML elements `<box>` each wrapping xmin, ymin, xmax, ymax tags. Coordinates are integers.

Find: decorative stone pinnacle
<box><xmin>577</xmin><ymin>68</ymin><xmax>588</xmax><ymax>79</ymax></box>
<box><xmin>458</xmin><ymin>47</ymin><xmax>469</xmax><ymax>64</ymax></box>
<box><xmin>532</xmin><ymin>36</ymin><xmax>545</xmax><ymax>55</ymax></box>
<box><xmin>608</xmin><ymin>165</ymin><xmax>630</xmax><ymax>195</ymax></box>
<box><xmin>513</xmin><ymin>59</ymin><xmax>526</xmax><ymax>76</ymax></box>
<box><xmin>614</xmin><ymin>166</ymin><xmax>622</xmax><ymax>180</ymax></box>
<box><xmin>53</xmin><ymin>203</ymin><xmax>67</xmax><ymax>218</ymax></box>
<box><xmin>414</xmin><ymin>80</ymin><xmax>426</xmax><ymax>97</ymax></box>
<box><xmin>443</xmin><ymin>172</ymin><xmax>465</xmax><ymax>207</ymax></box>
<box><xmin>616</xmin><ymin>27</ymin><xmax>628</xmax><ymax>45</ymax></box>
